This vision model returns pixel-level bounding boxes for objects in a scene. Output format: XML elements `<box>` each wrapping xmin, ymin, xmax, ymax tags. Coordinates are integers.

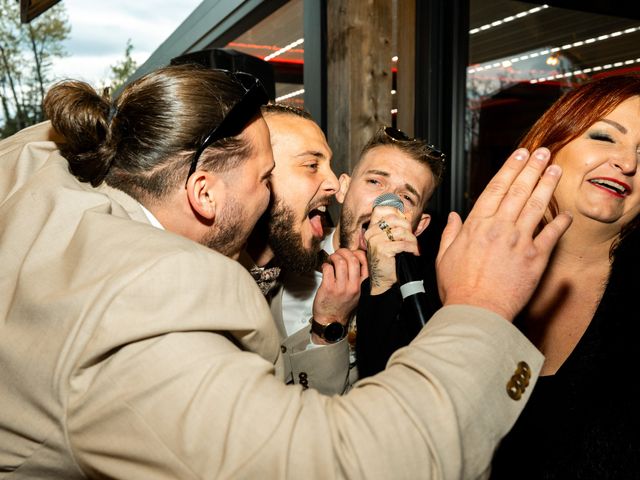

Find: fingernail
<box><xmin>535</xmin><ymin>147</ymin><xmax>550</xmax><ymax>160</ymax></box>
<box><xmin>546</xmin><ymin>165</ymin><xmax>561</xmax><ymax>176</ymax></box>
<box><xmin>513</xmin><ymin>148</ymin><xmax>528</xmax><ymax>161</ymax></box>
<box><xmin>448</xmin><ymin>212</ymin><xmax>456</xmax><ymax>223</ymax></box>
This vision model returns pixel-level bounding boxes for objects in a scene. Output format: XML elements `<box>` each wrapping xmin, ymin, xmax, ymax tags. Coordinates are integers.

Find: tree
<box><xmin>0</xmin><ymin>0</ymin><xmax>70</xmax><ymax>138</ymax></box>
<box><xmin>108</xmin><ymin>39</ymin><xmax>138</xmax><ymax>95</ymax></box>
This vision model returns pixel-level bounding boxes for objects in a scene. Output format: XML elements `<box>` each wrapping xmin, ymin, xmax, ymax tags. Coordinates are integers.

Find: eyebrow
<box><xmin>599</xmin><ymin>119</ymin><xmax>628</xmax><ymax>134</ymax></box>
<box><xmin>364</xmin><ymin>169</ymin><xmax>421</xmax><ymax>201</ymax></box>
<box><xmin>295</xmin><ymin>151</ymin><xmax>326</xmax><ymax>160</ymax></box>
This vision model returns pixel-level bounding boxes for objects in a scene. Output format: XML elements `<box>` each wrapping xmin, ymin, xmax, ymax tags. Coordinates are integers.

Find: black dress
<box><xmin>490</xmin><ymin>227</ymin><xmax>640</xmax><ymax>479</ymax></box>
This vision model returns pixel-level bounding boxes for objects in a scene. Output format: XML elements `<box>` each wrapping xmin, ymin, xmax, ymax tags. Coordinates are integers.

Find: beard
<box><xmin>338</xmin><ymin>204</ymin><xmax>368</xmax><ymax>250</ymax></box>
<box><xmin>268</xmin><ymin>198</ymin><xmax>321</xmax><ymax>273</ymax></box>
<box><xmin>338</xmin><ymin>206</ymin><xmax>356</xmax><ymax>249</ymax></box>
<box><xmin>201</xmin><ymin>195</ymin><xmax>248</xmax><ymax>258</ymax></box>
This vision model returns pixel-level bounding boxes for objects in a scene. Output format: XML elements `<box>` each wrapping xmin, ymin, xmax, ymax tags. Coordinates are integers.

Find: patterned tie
<box><xmin>249</xmin><ymin>266</ymin><xmax>281</xmax><ymax>297</ymax></box>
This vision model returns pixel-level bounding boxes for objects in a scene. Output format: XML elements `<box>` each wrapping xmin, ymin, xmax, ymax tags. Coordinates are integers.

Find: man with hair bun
<box><xmin>0</xmin><ymin>63</ymin><xmax>571</xmax><ymax>478</ymax></box>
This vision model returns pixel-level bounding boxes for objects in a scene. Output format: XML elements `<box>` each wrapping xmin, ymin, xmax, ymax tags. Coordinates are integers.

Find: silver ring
<box><xmin>378</xmin><ymin>219</ymin><xmax>394</xmax><ymax>241</ymax></box>
<box><xmin>378</xmin><ymin>219</ymin><xmax>389</xmax><ymax>231</ymax></box>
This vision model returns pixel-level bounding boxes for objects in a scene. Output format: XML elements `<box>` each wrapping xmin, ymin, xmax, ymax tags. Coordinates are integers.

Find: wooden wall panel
<box><xmin>327</xmin><ymin>0</ymin><xmax>393</xmax><ymax>176</ymax></box>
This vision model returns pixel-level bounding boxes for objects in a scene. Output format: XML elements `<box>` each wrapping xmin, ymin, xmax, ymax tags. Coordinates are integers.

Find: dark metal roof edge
<box><xmin>128</xmin><ymin>0</ymin><xmax>267</xmax><ymax>83</ymax></box>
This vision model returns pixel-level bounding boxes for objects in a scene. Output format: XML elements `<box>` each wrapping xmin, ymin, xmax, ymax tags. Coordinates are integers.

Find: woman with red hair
<box><xmin>491</xmin><ymin>75</ymin><xmax>640</xmax><ymax>479</ymax></box>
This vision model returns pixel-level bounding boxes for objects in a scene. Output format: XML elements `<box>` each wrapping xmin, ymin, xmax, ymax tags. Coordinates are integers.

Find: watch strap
<box><xmin>310</xmin><ymin>317</ymin><xmax>346</xmax><ymax>343</ymax></box>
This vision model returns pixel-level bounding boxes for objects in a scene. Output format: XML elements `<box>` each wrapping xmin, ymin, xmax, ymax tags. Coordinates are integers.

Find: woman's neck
<box><xmin>520</xmin><ymin>217</ymin><xmax>618</xmax><ymax>375</ymax></box>
<box><xmin>550</xmin><ymin>215</ymin><xmax>619</xmax><ymax>268</ymax></box>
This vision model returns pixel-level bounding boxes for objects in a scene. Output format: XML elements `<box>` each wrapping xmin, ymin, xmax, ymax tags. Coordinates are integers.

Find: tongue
<box><xmin>309</xmin><ymin>214</ymin><xmax>324</xmax><ymax>238</ymax></box>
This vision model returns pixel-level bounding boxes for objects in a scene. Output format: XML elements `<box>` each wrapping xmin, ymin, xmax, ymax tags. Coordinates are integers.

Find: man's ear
<box><xmin>186</xmin><ymin>171</ymin><xmax>220</xmax><ymax>222</ymax></box>
<box><xmin>335</xmin><ymin>173</ymin><xmax>351</xmax><ymax>204</ymax></box>
<box><xmin>414</xmin><ymin>213</ymin><xmax>431</xmax><ymax>237</ymax></box>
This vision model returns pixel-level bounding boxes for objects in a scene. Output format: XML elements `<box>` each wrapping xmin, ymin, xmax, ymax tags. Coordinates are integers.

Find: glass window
<box><xmin>225</xmin><ymin>0</ymin><xmax>304</xmax><ymax>107</ymax></box>
<box><xmin>465</xmin><ymin>1</ymin><xmax>640</xmax><ymax>212</ymax></box>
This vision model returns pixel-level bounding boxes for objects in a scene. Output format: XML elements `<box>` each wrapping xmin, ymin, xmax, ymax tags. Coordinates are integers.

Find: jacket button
<box><xmin>506</xmin><ymin>361</ymin><xmax>531</xmax><ymax>400</ymax></box>
<box><xmin>281</xmin><ymin>345</ymin><xmax>287</xmax><ymax>353</ymax></box>
<box><xmin>507</xmin><ymin>379</ymin><xmax>522</xmax><ymax>400</ymax></box>
<box><xmin>516</xmin><ymin>361</ymin><xmax>531</xmax><ymax>379</ymax></box>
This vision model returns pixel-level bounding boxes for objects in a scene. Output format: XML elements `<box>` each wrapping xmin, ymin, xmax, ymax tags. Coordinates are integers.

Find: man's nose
<box><xmin>323</xmin><ymin>169</ymin><xmax>340</xmax><ymax>194</ymax></box>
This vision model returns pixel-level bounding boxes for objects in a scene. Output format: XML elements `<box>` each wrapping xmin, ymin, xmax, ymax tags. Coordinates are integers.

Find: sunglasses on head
<box><xmin>381</xmin><ymin>126</ymin><xmax>446</xmax><ymax>163</ymax></box>
<box><xmin>186</xmin><ymin>70</ymin><xmax>269</xmax><ymax>185</ymax></box>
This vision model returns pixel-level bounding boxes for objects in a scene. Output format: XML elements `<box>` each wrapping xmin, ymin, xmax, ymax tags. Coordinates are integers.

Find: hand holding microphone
<box><xmin>364</xmin><ymin>193</ymin><xmax>419</xmax><ymax>293</ymax></box>
<box><xmin>364</xmin><ymin>193</ymin><xmax>430</xmax><ymax>326</ymax></box>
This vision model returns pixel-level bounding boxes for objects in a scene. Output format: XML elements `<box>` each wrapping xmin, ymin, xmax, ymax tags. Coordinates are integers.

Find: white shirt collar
<box><xmin>139</xmin><ymin>203</ymin><xmax>164</xmax><ymax>230</ymax></box>
<box><xmin>321</xmin><ymin>228</ymin><xmax>336</xmax><ymax>255</ymax></box>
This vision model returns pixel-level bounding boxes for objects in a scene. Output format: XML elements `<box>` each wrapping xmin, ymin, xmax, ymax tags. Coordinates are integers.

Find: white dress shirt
<box><xmin>281</xmin><ymin>229</ymin><xmax>336</xmax><ymax>337</ymax></box>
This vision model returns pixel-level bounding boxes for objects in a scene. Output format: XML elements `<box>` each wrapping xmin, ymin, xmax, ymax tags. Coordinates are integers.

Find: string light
<box><xmin>264</xmin><ymin>38</ymin><xmax>304</xmax><ymax>62</ymax></box>
<box><xmin>468</xmin><ymin>26</ymin><xmax>639</xmax><ymax>74</ymax></box>
<box><xmin>546</xmin><ymin>54</ymin><xmax>559</xmax><ymax>66</ymax></box>
<box><xmin>530</xmin><ymin>57</ymin><xmax>640</xmax><ymax>84</ymax></box>
<box><xmin>276</xmin><ymin>88</ymin><xmax>305</xmax><ymax>102</ymax></box>
<box><xmin>469</xmin><ymin>4</ymin><xmax>548</xmax><ymax>35</ymax></box>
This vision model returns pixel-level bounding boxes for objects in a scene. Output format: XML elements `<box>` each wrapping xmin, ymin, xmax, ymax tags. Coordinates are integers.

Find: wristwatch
<box><xmin>310</xmin><ymin>317</ymin><xmax>346</xmax><ymax>343</ymax></box>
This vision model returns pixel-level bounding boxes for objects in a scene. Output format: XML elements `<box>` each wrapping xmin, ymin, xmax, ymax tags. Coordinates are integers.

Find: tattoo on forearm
<box><xmin>369</xmin><ymin>256</ymin><xmax>382</xmax><ymax>287</ymax></box>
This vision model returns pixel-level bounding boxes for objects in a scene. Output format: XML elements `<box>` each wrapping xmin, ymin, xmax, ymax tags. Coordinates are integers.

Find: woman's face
<box><xmin>553</xmin><ymin>95</ymin><xmax>640</xmax><ymax>229</ymax></box>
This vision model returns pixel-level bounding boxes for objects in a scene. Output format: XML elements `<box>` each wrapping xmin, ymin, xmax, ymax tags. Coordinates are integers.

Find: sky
<box><xmin>51</xmin><ymin>0</ymin><xmax>203</xmax><ymax>86</ymax></box>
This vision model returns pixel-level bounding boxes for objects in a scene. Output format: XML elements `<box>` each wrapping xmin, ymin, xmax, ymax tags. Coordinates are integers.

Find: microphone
<box><xmin>372</xmin><ymin>193</ymin><xmax>431</xmax><ymax>327</ymax></box>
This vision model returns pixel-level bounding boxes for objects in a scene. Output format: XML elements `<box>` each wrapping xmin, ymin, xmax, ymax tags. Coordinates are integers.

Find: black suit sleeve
<box><xmin>356</xmin><ymin>217</ymin><xmax>444</xmax><ymax>379</ymax></box>
<box><xmin>355</xmin><ymin>279</ymin><xmax>421</xmax><ymax>378</ymax></box>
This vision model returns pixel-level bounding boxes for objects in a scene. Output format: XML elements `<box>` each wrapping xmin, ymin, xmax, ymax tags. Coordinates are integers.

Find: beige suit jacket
<box><xmin>0</xmin><ymin>123</ymin><xmax>543</xmax><ymax>479</ymax></box>
<box><xmin>269</xmin><ymin>284</ymin><xmax>352</xmax><ymax>395</ymax></box>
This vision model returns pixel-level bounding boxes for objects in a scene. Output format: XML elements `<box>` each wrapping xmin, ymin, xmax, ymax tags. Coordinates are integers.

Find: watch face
<box><xmin>324</xmin><ymin>322</ymin><xmax>345</xmax><ymax>342</ymax></box>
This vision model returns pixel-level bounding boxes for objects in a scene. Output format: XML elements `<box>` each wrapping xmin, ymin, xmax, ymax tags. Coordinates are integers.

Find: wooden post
<box><xmin>396</xmin><ymin>0</ymin><xmax>415</xmax><ymax>136</ymax></box>
<box><xmin>326</xmin><ymin>0</ymin><xmax>393</xmax><ymax>177</ymax></box>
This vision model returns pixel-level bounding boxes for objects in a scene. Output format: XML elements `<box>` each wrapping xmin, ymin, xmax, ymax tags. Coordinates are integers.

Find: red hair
<box><xmin>520</xmin><ymin>75</ymin><xmax>640</xmax><ymax>157</ymax></box>
<box><xmin>520</xmin><ymin>74</ymin><xmax>640</xmax><ymax>248</ymax></box>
